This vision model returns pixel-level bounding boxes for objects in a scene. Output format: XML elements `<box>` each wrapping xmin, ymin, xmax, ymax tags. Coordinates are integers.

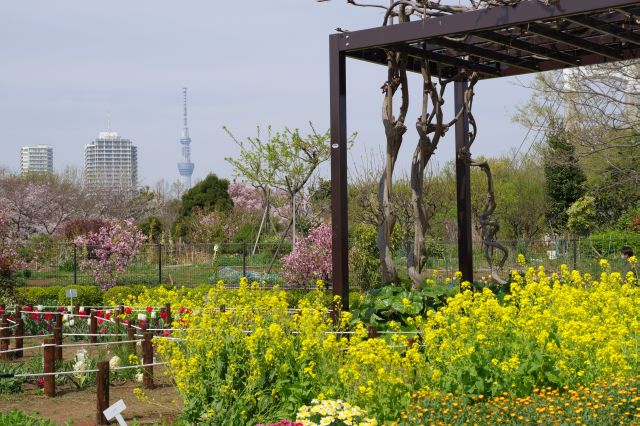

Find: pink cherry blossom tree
<box><xmin>74</xmin><ymin>218</ymin><xmax>147</xmax><ymax>290</ymax></box>
<box><xmin>281</xmin><ymin>223</ymin><xmax>332</xmax><ymax>285</ymax></box>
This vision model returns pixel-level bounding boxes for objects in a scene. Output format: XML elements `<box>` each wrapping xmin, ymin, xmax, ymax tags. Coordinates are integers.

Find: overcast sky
<box><xmin>0</xmin><ymin>0</ymin><xmax>535</xmax><ymax>187</ymax></box>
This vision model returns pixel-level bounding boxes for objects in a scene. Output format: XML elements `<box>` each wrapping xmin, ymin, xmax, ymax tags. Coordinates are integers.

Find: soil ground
<box><xmin>0</xmin><ymin>338</ymin><xmax>182</xmax><ymax>425</ymax></box>
<box><xmin>0</xmin><ymin>381</ymin><xmax>182</xmax><ymax>425</ymax></box>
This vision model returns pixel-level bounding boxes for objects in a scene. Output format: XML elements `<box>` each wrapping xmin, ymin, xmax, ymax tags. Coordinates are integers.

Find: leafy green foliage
<box><xmin>0</xmin><ymin>411</ymin><xmax>55</xmax><ymax>426</ymax></box>
<box><xmin>349</xmin><ymin>285</ymin><xmax>452</xmax><ymax>330</ymax></box>
<box><xmin>179</xmin><ymin>174</ymin><xmax>233</xmax><ymax>217</ymax></box>
<box><xmin>567</xmin><ymin>196</ymin><xmax>597</xmax><ymax>236</ymax></box>
<box><xmin>543</xmin><ymin>127</ymin><xmax>586</xmax><ymax>232</ymax></box>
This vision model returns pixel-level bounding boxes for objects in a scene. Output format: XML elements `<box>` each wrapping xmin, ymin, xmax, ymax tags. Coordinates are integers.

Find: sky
<box><xmin>0</xmin><ymin>0</ymin><xmax>536</xmax><ymax>187</ymax></box>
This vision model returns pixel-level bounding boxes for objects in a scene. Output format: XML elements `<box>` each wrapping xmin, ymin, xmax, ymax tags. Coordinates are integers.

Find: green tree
<box><xmin>543</xmin><ymin>127</ymin><xmax>586</xmax><ymax>232</ymax></box>
<box><xmin>179</xmin><ymin>174</ymin><xmax>233</xmax><ymax>217</ymax></box>
<box><xmin>567</xmin><ymin>196</ymin><xmax>597</xmax><ymax>237</ymax></box>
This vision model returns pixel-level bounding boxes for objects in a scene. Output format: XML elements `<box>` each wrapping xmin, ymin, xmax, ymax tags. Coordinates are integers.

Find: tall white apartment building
<box><xmin>84</xmin><ymin>131</ymin><xmax>138</xmax><ymax>190</ymax></box>
<box><xmin>20</xmin><ymin>145</ymin><xmax>53</xmax><ymax>174</ymax></box>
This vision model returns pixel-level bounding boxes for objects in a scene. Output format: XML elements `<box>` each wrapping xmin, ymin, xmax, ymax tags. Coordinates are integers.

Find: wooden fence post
<box><xmin>43</xmin><ymin>338</ymin><xmax>56</xmax><ymax>397</ymax></box>
<box><xmin>54</xmin><ymin>313</ymin><xmax>63</xmax><ymax>361</ymax></box>
<box><xmin>0</xmin><ymin>316</ymin><xmax>8</xmax><ymax>360</ymax></box>
<box><xmin>142</xmin><ymin>332</ymin><xmax>154</xmax><ymax>389</ymax></box>
<box><xmin>14</xmin><ymin>317</ymin><xmax>24</xmax><ymax>359</ymax></box>
<box><xmin>96</xmin><ymin>361</ymin><xmax>110</xmax><ymax>425</ymax></box>
<box><xmin>90</xmin><ymin>310</ymin><xmax>97</xmax><ymax>344</ymax></box>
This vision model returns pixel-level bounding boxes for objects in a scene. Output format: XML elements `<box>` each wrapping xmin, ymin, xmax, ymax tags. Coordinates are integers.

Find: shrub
<box><xmin>102</xmin><ymin>285</ymin><xmax>146</xmax><ymax>305</ymax></box>
<box><xmin>281</xmin><ymin>224</ymin><xmax>331</xmax><ymax>285</ymax></box>
<box><xmin>15</xmin><ymin>286</ymin><xmax>62</xmax><ymax>304</ymax></box>
<box><xmin>56</xmin><ymin>285</ymin><xmax>102</xmax><ymax>306</ymax></box>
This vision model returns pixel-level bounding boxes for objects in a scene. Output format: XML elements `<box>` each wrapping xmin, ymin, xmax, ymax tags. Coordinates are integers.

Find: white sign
<box><xmin>103</xmin><ymin>399</ymin><xmax>127</xmax><ymax>426</ymax></box>
<box><xmin>65</xmin><ymin>289</ymin><xmax>78</xmax><ymax>298</ymax></box>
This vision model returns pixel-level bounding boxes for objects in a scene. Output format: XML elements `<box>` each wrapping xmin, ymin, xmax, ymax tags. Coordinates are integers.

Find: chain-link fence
<box><xmin>14</xmin><ymin>242</ymin><xmax>292</xmax><ymax>288</ymax></box>
<box><xmin>13</xmin><ymin>237</ymin><xmax>638</xmax><ymax>288</ymax></box>
<box><xmin>390</xmin><ymin>237</ymin><xmax>637</xmax><ymax>283</ymax></box>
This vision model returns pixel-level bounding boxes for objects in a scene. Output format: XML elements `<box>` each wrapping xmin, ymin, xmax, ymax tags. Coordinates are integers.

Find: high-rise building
<box><xmin>20</xmin><ymin>145</ymin><xmax>53</xmax><ymax>174</ymax></box>
<box><xmin>84</xmin><ymin>130</ymin><xmax>138</xmax><ymax>190</ymax></box>
<box><xmin>177</xmin><ymin>87</ymin><xmax>195</xmax><ymax>189</ymax></box>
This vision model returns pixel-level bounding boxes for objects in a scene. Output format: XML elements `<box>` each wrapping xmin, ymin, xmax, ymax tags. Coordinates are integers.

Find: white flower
<box><xmin>62</xmin><ymin>314</ymin><xmax>69</xmax><ymax>322</ymax></box>
<box><xmin>75</xmin><ymin>349</ymin><xmax>88</xmax><ymax>362</ymax></box>
<box><xmin>87</xmin><ymin>319</ymin><xmax>92</xmax><ymax>326</ymax></box>
<box><xmin>150</xmin><ymin>311</ymin><xmax>157</xmax><ymax>319</ymax></box>
<box><xmin>79</xmin><ymin>306</ymin><xmax>85</xmax><ymax>313</ymax></box>
<box><xmin>214</xmin><ymin>244</ymin><xmax>219</xmax><ymax>253</ymax></box>
<box><xmin>67</xmin><ymin>306</ymin><xmax>72</xmax><ymax>312</ymax></box>
<box><xmin>135</xmin><ymin>372</ymin><xmax>144</xmax><ymax>382</ymax></box>
<box><xmin>137</xmin><ymin>313</ymin><xmax>147</xmax><ymax>321</ymax></box>
<box><xmin>36</xmin><ymin>305</ymin><xmax>44</xmax><ymax>311</ymax></box>
<box><xmin>68</xmin><ymin>319</ymin><xmax>75</xmax><ymax>326</ymax></box>
<box><xmin>109</xmin><ymin>355</ymin><xmax>121</xmax><ymax>369</ymax></box>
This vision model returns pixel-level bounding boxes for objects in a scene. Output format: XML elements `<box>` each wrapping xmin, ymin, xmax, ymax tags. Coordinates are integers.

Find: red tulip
<box><xmin>124</xmin><ymin>306</ymin><xmax>132</xmax><ymax>315</ymax></box>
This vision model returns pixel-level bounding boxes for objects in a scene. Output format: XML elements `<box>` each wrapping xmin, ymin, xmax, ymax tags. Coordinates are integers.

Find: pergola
<box><xmin>329</xmin><ymin>0</ymin><xmax>640</xmax><ymax>309</ymax></box>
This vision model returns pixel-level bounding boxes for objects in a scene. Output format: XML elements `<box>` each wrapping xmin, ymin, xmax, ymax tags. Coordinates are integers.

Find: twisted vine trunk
<box><xmin>407</xmin><ymin>61</ymin><xmax>442</xmax><ymax>286</ymax></box>
<box><xmin>377</xmin><ymin>8</ymin><xmax>409</xmax><ymax>285</ymax></box>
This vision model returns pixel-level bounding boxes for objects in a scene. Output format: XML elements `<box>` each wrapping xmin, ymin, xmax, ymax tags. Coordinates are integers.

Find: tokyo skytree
<box><xmin>177</xmin><ymin>87</ymin><xmax>195</xmax><ymax>189</ymax></box>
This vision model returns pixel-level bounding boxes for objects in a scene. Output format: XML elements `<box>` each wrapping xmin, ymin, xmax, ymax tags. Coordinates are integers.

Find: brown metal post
<box><xmin>165</xmin><ymin>302</ymin><xmax>171</xmax><ymax>323</ymax></box>
<box><xmin>90</xmin><ymin>310</ymin><xmax>97</xmax><ymax>344</ymax></box>
<box><xmin>142</xmin><ymin>332</ymin><xmax>154</xmax><ymax>389</ymax></box>
<box><xmin>54</xmin><ymin>313</ymin><xmax>63</xmax><ymax>361</ymax></box>
<box><xmin>454</xmin><ymin>78</ymin><xmax>474</xmax><ymax>285</ymax></box>
<box><xmin>73</xmin><ymin>304</ymin><xmax>79</xmax><ymax>316</ymax></box>
<box><xmin>96</xmin><ymin>361</ymin><xmax>110</xmax><ymax>425</ymax></box>
<box><xmin>127</xmin><ymin>325</ymin><xmax>136</xmax><ymax>355</ymax></box>
<box><xmin>0</xmin><ymin>316</ymin><xmax>8</xmax><ymax>360</ymax></box>
<box><xmin>14</xmin><ymin>317</ymin><xmax>24</xmax><ymax>359</ymax></box>
<box><xmin>330</xmin><ymin>33</ymin><xmax>349</xmax><ymax>313</ymax></box>
<box><xmin>367</xmin><ymin>326</ymin><xmax>377</xmax><ymax>339</ymax></box>
<box><xmin>43</xmin><ymin>338</ymin><xmax>56</xmax><ymax>397</ymax></box>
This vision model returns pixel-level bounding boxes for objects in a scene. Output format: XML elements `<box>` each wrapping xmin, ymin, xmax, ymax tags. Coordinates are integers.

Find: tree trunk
<box><xmin>407</xmin><ymin>61</ymin><xmax>443</xmax><ymax>287</ymax></box>
<box><xmin>376</xmin><ymin>7</ymin><xmax>409</xmax><ymax>285</ymax></box>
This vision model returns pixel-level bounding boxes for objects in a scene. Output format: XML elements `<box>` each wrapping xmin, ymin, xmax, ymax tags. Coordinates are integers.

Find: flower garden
<box><xmin>1</xmin><ymin>258</ymin><xmax>638</xmax><ymax>425</ymax></box>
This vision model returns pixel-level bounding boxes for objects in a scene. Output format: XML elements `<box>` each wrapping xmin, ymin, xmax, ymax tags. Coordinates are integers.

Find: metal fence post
<box><xmin>158</xmin><ymin>243</ymin><xmax>162</xmax><ymax>284</ymax></box>
<box><xmin>73</xmin><ymin>244</ymin><xmax>77</xmax><ymax>285</ymax></box>
<box><xmin>572</xmin><ymin>238</ymin><xmax>578</xmax><ymax>270</ymax></box>
<box><xmin>242</xmin><ymin>242</ymin><xmax>247</xmax><ymax>277</ymax></box>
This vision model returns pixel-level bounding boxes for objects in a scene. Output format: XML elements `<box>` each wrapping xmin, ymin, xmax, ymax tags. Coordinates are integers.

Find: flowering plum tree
<box><xmin>0</xmin><ymin>205</ymin><xmax>24</xmax><ymax>295</ymax></box>
<box><xmin>281</xmin><ymin>224</ymin><xmax>332</xmax><ymax>284</ymax></box>
<box><xmin>74</xmin><ymin>219</ymin><xmax>147</xmax><ymax>290</ymax></box>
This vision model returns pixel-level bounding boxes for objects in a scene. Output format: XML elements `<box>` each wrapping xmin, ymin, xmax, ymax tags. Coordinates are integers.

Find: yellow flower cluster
<box><xmin>296</xmin><ymin>399</ymin><xmax>377</xmax><ymax>426</ymax></box>
<box><xmin>420</xmin><ymin>264</ymin><xmax>639</xmax><ymax>396</ymax></box>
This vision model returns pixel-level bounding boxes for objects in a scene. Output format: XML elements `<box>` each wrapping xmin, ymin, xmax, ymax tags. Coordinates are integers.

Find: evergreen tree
<box><xmin>543</xmin><ymin>127</ymin><xmax>586</xmax><ymax>232</ymax></box>
<box><xmin>179</xmin><ymin>174</ymin><xmax>233</xmax><ymax>217</ymax></box>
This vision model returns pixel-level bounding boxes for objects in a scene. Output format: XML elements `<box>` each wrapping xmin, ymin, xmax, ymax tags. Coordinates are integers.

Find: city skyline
<box><xmin>0</xmin><ymin>1</ymin><xmax>535</xmax><ymax>187</ymax></box>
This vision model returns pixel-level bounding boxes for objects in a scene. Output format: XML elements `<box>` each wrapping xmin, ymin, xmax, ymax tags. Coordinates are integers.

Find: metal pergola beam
<box><xmin>433</xmin><ymin>37</ymin><xmax>541</xmax><ymax>72</ymax></box>
<box><xmin>525</xmin><ymin>23</ymin><xmax>625</xmax><ymax>60</ymax></box>
<box><xmin>566</xmin><ymin>15</ymin><xmax>640</xmax><ymax>45</ymax></box>
<box><xmin>336</xmin><ymin>0</ymin><xmax>640</xmax><ymax>52</ymax></box>
<box><xmin>403</xmin><ymin>45</ymin><xmax>501</xmax><ymax>77</ymax></box>
<box><xmin>475</xmin><ymin>31</ymin><xmax>581</xmax><ymax>66</ymax></box>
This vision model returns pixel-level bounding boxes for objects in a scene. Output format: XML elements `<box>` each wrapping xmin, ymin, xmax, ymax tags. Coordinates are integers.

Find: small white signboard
<box><xmin>103</xmin><ymin>399</ymin><xmax>127</xmax><ymax>426</ymax></box>
<box><xmin>65</xmin><ymin>289</ymin><xmax>78</xmax><ymax>298</ymax></box>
